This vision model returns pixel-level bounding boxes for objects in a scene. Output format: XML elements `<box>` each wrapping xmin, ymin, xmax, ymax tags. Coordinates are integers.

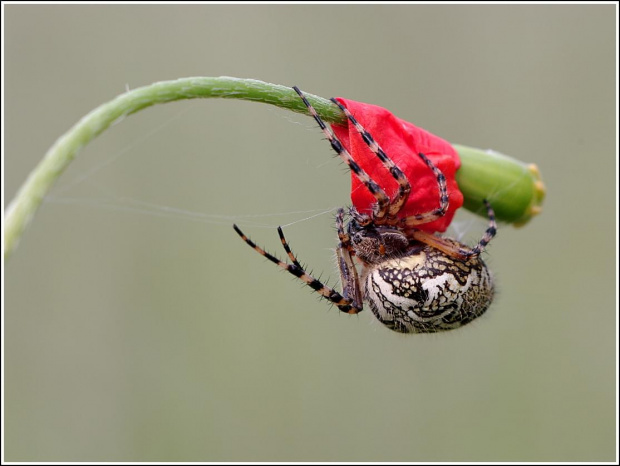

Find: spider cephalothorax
<box><xmin>346</xmin><ymin>214</ymin><xmax>410</xmax><ymax>263</ymax></box>
<box><xmin>233</xmin><ymin>86</ymin><xmax>497</xmax><ymax>334</ymax></box>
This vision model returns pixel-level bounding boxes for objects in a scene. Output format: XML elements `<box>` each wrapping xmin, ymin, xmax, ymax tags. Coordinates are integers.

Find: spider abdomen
<box><xmin>363</xmin><ymin>245</ymin><xmax>494</xmax><ymax>333</ymax></box>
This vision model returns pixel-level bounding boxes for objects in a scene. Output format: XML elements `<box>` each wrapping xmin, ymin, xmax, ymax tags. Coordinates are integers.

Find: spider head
<box><xmin>347</xmin><ymin>221</ymin><xmax>409</xmax><ymax>264</ymax></box>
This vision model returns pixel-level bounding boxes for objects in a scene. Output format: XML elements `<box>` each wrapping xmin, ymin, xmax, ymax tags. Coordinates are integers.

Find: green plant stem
<box><xmin>4</xmin><ymin>76</ymin><xmax>545</xmax><ymax>259</ymax></box>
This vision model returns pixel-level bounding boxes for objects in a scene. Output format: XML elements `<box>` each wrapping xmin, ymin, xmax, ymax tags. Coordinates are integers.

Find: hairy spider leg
<box><xmin>467</xmin><ymin>199</ymin><xmax>497</xmax><ymax>256</ymax></box>
<box><xmin>233</xmin><ymin>224</ymin><xmax>362</xmax><ymax>315</ymax></box>
<box><xmin>276</xmin><ymin>226</ymin><xmax>302</xmax><ymax>269</ymax></box>
<box><xmin>407</xmin><ymin>199</ymin><xmax>497</xmax><ymax>260</ymax></box>
<box><xmin>329</xmin><ymin>98</ymin><xmax>411</xmax><ymax>221</ymax></box>
<box><xmin>335</xmin><ymin>208</ymin><xmax>363</xmax><ymax>309</ymax></box>
<box><xmin>398</xmin><ymin>152</ymin><xmax>450</xmax><ymax>228</ymax></box>
<box><xmin>292</xmin><ymin>86</ymin><xmax>388</xmax><ymax>225</ymax></box>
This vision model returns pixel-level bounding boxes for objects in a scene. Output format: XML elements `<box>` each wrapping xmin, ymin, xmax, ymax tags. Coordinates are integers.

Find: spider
<box><xmin>233</xmin><ymin>86</ymin><xmax>497</xmax><ymax>334</ymax></box>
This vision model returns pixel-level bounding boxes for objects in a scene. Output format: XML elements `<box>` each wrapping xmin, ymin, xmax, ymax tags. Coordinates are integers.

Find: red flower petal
<box><xmin>331</xmin><ymin>98</ymin><xmax>463</xmax><ymax>233</ymax></box>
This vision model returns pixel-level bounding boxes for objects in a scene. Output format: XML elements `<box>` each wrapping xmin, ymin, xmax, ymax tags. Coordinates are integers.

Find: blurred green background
<box><xmin>4</xmin><ymin>4</ymin><xmax>616</xmax><ymax>462</ymax></box>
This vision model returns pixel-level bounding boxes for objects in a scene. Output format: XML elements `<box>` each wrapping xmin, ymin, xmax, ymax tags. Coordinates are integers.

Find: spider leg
<box><xmin>293</xmin><ymin>86</ymin><xmax>391</xmax><ymax>222</ymax></box>
<box><xmin>399</xmin><ymin>152</ymin><xmax>449</xmax><ymax>228</ymax></box>
<box><xmin>407</xmin><ymin>200</ymin><xmax>496</xmax><ymax>260</ymax></box>
<box><xmin>467</xmin><ymin>199</ymin><xmax>497</xmax><ymax>257</ymax></box>
<box><xmin>335</xmin><ymin>208</ymin><xmax>363</xmax><ymax>309</ymax></box>
<box><xmin>276</xmin><ymin>226</ymin><xmax>302</xmax><ymax>269</ymax></box>
<box><xmin>233</xmin><ymin>224</ymin><xmax>362</xmax><ymax>315</ymax></box>
<box><xmin>407</xmin><ymin>230</ymin><xmax>473</xmax><ymax>261</ymax></box>
<box><xmin>329</xmin><ymin>98</ymin><xmax>411</xmax><ymax>220</ymax></box>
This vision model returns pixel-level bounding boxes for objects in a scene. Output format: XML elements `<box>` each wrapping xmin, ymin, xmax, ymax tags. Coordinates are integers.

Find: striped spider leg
<box><xmin>233</xmin><ymin>86</ymin><xmax>498</xmax><ymax>333</ymax></box>
<box><xmin>233</xmin><ymin>224</ymin><xmax>361</xmax><ymax>315</ymax></box>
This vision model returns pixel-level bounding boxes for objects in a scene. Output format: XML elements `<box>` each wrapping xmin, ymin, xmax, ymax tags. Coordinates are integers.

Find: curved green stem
<box><xmin>4</xmin><ymin>76</ymin><xmax>545</xmax><ymax>259</ymax></box>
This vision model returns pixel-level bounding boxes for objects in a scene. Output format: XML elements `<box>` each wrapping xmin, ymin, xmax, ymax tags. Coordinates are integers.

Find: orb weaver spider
<box><xmin>233</xmin><ymin>86</ymin><xmax>497</xmax><ymax>333</ymax></box>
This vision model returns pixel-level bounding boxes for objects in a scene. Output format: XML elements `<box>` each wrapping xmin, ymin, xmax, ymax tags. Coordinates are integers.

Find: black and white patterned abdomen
<box><xmin>364</xmin><ymin>246</ymin><xmax>494</xmax><ymax>333</ymax></box>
